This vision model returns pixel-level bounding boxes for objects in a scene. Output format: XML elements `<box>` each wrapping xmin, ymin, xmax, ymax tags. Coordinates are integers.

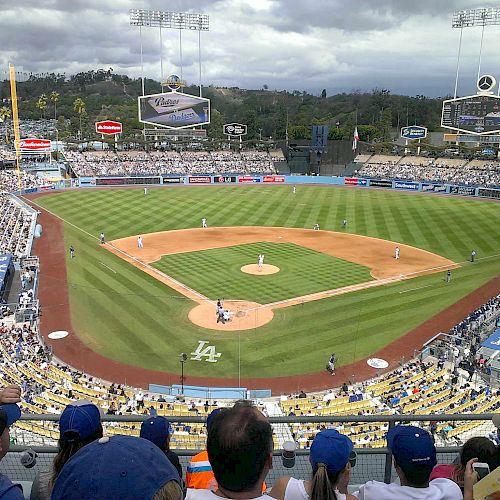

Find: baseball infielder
<box><xmin>394</xmin><ymin>246</ymin><xmax>400</xmax><ymax>260</ymax></box>
<box><xmin>202</xmin><ymin>218</ymin><xmax>207</xmax><ymax>228</ymax></box>
<box><xmin>99</xmin><ymin>232</ymin><xmax>105</xmax><ymax>244</ymax></box>
<box><xmin>313</xmin><ymin>224</ymin><xmax>320</xmax><ymax>230</ymax></box>
<box><xmin>138</xmin><ymin>236</ymin><xmax>143</xmax><ymax>248</ymax></box>
<box><xmin>292</xmin><ymin>186</ymin><xmax>296</xmax><ymax>194</ymax></box>
<box><xmin>144</xmin><ymin>187</ymin><xmax>148</xmax><ymax>196</ymax></box>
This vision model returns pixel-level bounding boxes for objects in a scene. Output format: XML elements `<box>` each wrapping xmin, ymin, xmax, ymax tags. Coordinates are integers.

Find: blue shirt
<box><xmin>0</xmin><ymin>473</ymin><xmax>24</xmax><ymax>499</ymax></box>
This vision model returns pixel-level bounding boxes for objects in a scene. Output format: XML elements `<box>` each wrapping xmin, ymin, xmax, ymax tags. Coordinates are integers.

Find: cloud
<box><xmin>1</xmin><ymin>0</ymin><xmax>499</xmax><ymax>96</ymax></box>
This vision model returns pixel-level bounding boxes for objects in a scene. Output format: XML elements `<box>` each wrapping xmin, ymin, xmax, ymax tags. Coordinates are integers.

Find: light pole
<box><xmin>179</xmin><ymin>352</ymin><xmax>187</xmax><ymax>394</ymax></box>
<box><xmin>129</xmin><ymin>9</ymin><xmax>210</xmax><ymax>97</ymax></box>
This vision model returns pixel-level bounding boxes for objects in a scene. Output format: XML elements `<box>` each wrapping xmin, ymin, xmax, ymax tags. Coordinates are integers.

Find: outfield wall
<box><xmin>18</xmin><ymin>174</ymin><xmax>500</xmax><ymax>199</ymax></box>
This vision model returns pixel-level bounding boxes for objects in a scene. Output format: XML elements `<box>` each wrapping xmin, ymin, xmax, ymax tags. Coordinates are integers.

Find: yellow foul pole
<box><xmin>9</xmin><ymin>64</ymin><xmax>22</xmax><ymax>191</ymax></box>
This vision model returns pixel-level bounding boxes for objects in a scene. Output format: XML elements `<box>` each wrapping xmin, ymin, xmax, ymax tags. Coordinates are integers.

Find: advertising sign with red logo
<box><xmin>238</xmin><ymin>176</ymin><xmax>261</xmax><ymax>183</ymax></box>
<box><xmin>16</xmin><ymin>138</ymin><xmax>52</xmax><ymax>151</ymax></box>
<box><xmin>344</xmin><ymin>178</ymin><xmax>359</xmax><ymax>185</ymax></box>
<box><xmin>262</xmin><ymin>175</ymin><xmax>285</xmax><ymax>183</ymax></box>
<box><xmin>188</xmin><ymin>176</ymin><xmax>212</xmax><ymax>184</ymax></box>
<box><xmin>95</xmin><ymin>121</ymin><xmax>123</xmax><ymax>135</ymax></box>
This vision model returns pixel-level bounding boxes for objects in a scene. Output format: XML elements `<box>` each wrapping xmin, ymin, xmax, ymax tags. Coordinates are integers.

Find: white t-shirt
<box><xmin>282</xmin><ymin>478</ymin><xmax>347</xmax><ymax>500</ymax></box>
<box><xmin>353</xmin><ymin>478</ymin><xmax>462</xmax><ymax>500</ymax></box>
<box><xmin>186</xmin><ymin>489</ymin><xmax>269</xmax><ymax>500</ymax></box>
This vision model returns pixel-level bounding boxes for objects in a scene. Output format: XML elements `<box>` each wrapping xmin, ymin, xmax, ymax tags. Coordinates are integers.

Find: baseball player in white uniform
<box><xmin>313</xmin><ymin>224</ymin><xmax>320</xmax><ymax>230</ymax></box>
<box><xmin>144</xmin><ymin>187</ymin><xmax>148</xmax><ymax>195</ymax></box>
<box><xmin>202</xmin><ymin>218</ymin><xmax>207</xmax><ymax>228</ymax></box>
<box><xmin>394</xmin><ymin>246</ymin><xmax>400</xmax><ymax>260</ymax></box>
<box><xmin>258</xmin><ymin>254</ymin><xmax>264</xmax><ymax>270</ymax></box>
<box><xmin>292</xmin><ymin>186</ymin><xmax>296</xmax><ymax>194</ymax></box>
<box><xmin>138</xmin><ymin>236</ymin><xmax>143</xmax><ymax>248</ymax></box>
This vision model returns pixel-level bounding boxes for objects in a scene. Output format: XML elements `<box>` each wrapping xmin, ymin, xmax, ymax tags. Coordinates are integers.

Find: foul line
<box><xmin>100</xmin><ymin>262</ymin><xmax>117</xmax><ymax>274</ymax></box>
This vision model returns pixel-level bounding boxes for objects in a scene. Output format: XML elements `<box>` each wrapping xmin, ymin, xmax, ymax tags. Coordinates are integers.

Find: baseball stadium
<box><xmin>0</xmin><ymin>3</ymin><xmax>500</xmax><ymax>499</ymax></box>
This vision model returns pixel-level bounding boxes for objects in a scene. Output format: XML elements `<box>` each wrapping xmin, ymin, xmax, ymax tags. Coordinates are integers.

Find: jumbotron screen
<box><xmin>441</xmin><ymin>94</ymin><xmax>500</xmax><ymax>135</ymax></box>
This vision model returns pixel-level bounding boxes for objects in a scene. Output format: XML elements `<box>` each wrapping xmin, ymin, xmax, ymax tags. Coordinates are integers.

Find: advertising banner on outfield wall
<box><xmin>394</xmin><ymin>181</ymin><xmax>419</xmax><ymax>191</ymax></box>
<box><xmin>368</xmin><ymin>179</ymin><xmax>392</xmax><ymax>188</ymax></box>
<box><xmin>421</xmin><ymin>183</ymin><xmax>447</xmax><ymax>193</ymax></box>
<box><xmin>96</xmin><ymin>177</ymin><xmax>161</xmax><ymax>186</ymax></box>
<box><xmin>162</xmin><ymin>177</ymin><xmax>183</xmax><ymax>184</ymax></box>
<box><xmin>478</xmin><ymin>187</ymin><xmax>500</xmax><ymax>199</ymax></box>
<box><xmin>449</xmin><ymin>185</ymin><xmax>477</xmax><ymax>196</ymax></box>
<box><xmin>188</xmin><ymin>176</ymin><xmax>211</xmax><ymax>184</ymax></box>
<box><xmin>238</xmin><ymin>176</ymin><xmax>261</xmax><ymax>183</ymax></box>
<box><xmin>344</xmin><ymin>177</ymin><xmax>358</xmax><ymax>185</ymax></box>
<box><xmin>79</xmin><ymin>177</ymin><xmax>96</xmax><ymax>186</ymax></box>
<box><xmin>262</xmin><ymin>175</ymin><xmax>285</xmax><ymax>183</ymax></box>
<box><xmin>214</xmin><ymin>176</ymin><xmax>237</xmax><ymax>183</ymax></box>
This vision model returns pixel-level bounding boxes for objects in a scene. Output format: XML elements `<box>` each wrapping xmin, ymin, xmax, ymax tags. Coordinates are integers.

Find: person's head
<box><xmin>0</xmin><ymin>404</ymin><xmax>21</xmax><ymax>460</ymax></box>
<box><xmin>459</xmin><ymin>437</ymin><xmax>498</xmax><ymax>476</ymax></box>
<box><xmin>207</xmin><ymin>405</ymin><xmax>273</xmax><ymax>493</ymax></box>
<box><xmin>309</xmin><ymin>429</ymin><xmax>355</xmax><ymax>500</ymax></box>
<box><xmin>52</xmin><ymin>400</ymin><xmax>104</xmax><ymax>485</ymax></box>
<box><xmin>51</xmin><ymin>435</ymin><xmax>182</xmax><ymax>500</ymax></box>
<box><xmin>387</xmin><ymin>425</ymin><xmax>437</xmax><ymax>487</ymax></box>
<box><xmin>140</xmin><ymin>416</ymin><xmax>173</xmax><ymax>451</ymax></box>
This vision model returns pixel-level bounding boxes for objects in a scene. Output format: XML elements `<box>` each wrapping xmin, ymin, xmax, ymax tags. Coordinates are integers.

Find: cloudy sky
<box><xmin>2</xmin><ymin>0</ymin><xmax>500</xmax><ymax>96</ymax></box>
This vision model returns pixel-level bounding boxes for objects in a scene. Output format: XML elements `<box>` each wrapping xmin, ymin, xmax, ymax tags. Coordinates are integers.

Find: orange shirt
<box><xmin>186</xmin><ymin>450</ymin><xmax>267</xmax><ymax>492</ymax></box>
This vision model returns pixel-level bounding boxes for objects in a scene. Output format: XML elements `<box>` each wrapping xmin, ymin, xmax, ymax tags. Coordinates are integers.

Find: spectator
<box><xmin>31</xmin><ymin>400</ymin><xmax>104</xmax><ymax>500</ymax></box>
<box><xmin>51</xmin><ymin>435</ymin><xmax>183</xmax><ymax>500</ymax></box>
<box><xmin>430</xmin><ymin>436</ymin><xmax>498</xmax><ymax>489</ymax></box>
<box><xmin>270</xmin><ymin>429</ymin><xmax>357</xmax><ymax>500</ymax></box>
<box><xmin>353</xmin><ymin>425</ymin><xmax>462</xmax><ymax>499</ymax></box>
<box><xmin>187</xmin><ymin>403</ymin><xmax>272</xmax><ymax>499</ymax></box>
<box><xmin>0</xmin><ymin>402</ymin><xmax>24</xmax><ymax>499</ymax></box>
<box><xmin>140</xmin><ymin>416</ymin><xmax>182</xmax><ymax>480</ymax></box>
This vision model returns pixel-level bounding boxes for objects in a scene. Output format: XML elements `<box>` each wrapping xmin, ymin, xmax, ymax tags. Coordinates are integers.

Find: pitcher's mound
<box><xmin>241</xmin><ymin>264</ymin><xmax>280</xmax><ymax>275</ymax></box>
<box><xmin>189</xmin><ymin>300</ymin><xmax>274</xmax><ymax>331</ymax></box>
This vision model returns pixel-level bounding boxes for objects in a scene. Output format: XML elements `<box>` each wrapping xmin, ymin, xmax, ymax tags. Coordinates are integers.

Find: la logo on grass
<box><xmin>191</xmin><ymin>340</ymin><xmax>221</xmax><ymax>363</ymax></box>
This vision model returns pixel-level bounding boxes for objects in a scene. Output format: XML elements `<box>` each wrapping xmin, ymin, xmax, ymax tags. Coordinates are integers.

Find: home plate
<box><xmin>48</xmin><ymin>330</ymin><xmax>69</xmax><ymax>340</ymax></box>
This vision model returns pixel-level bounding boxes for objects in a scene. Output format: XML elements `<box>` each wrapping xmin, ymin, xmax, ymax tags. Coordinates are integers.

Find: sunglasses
<box><xmin>349</xmin><ymin>450</ymin><xmax>357</xmax><ymax>468</ymax></box>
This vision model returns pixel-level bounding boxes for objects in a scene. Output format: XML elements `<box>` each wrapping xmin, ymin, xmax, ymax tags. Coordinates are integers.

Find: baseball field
<box><xmin>27</xmin><ymin>185</ymin><xmax>499</xmax><ymax>388</ymax></box>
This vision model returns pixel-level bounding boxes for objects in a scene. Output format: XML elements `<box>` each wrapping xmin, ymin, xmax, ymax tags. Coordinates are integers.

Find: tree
<box><xmin>50</xmin><ymin>91</ymin><xmax>60</xmax><ymax>121</ymax></box>
<box><xmin>321</xmin><ymin>89</ymin><xmax>327</xmax><ymax>99</ymax></box>
<box><xmin>0</xmin><ymin>106</ymin><xmax>11</xmax><ymax>143</ymax></box>
<box><xmin>36</xmin><ymin>93</ymin><xmax>48</xmax><ymax>120</ymax></box>
<box><xmin>73</xmin><ymin>97</ymin><xmax>86</xmax><ymax>140</ymax></box>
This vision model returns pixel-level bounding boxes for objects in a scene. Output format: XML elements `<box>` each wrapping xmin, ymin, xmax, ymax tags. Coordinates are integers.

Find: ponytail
<box><xmin>310</xmin><ymin>463</ymin><xmax>338</xmax><ymax>500</ymax></box>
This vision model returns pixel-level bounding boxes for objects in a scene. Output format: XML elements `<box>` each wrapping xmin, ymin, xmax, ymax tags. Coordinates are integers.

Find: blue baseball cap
<box><xmin>309</xmin><ymin>429</ymin><xmax>354</xmax><ymax>474</ymax></box>
<box><xmin>0</xmin><ymin>404</ymin><xmax>21</xmax><ymax>427</ymax></box>
<box><xmin>52</xmin><ymin>435</ymin><xmax>182</xmax><ymax>500</ymax></box>
<box><xmin>58</xmin><ymin>400</ymin><xmax>102</xmax><ymax>443</ymax></box>
<box><xmin>140</xmin><ymin>416</ymin><xmax>173</xmax><ymax>448</ymax></box>
<box><xmin>387</xmin><ymin>425</ymin><xmax>437</xmax><ymax>469</ymax></box>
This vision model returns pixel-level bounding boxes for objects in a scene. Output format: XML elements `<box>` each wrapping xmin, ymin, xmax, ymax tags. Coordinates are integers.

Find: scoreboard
<box><xmin>442</xmin><ymin>94</ymin><xmax>500</xmax><ymax>135</ymax></box>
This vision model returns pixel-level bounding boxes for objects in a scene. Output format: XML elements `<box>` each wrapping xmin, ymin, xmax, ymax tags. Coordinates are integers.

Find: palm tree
<box><xmin>0</xmin><ymin>106</ymin><xmax>11</xmax><ymax>143</ymax></box>
<box><xmin>73</xmin><ymin>97</ymin><xmax>86</xmax><ymax>140</ymax></box>
<box><xmin>36</xmin><ymin>94</ymin><xmax>48</xmax><ymax>120</ymax></box>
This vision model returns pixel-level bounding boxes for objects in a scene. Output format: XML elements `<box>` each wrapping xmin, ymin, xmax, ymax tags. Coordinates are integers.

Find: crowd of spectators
<box><xmin>357</xmin><ymin>155</ymin><xmax>500</xmax><ymax>187</ymax></box>
<box><xmin>0</xmin><ymin>169</ymin><xmax>46</xmax><ymax>193</ymax></box>
<box><xmin>0</xmin><ymin>194</ymin><xmax>36</xmax><ymax>258</ymax></box>
<box><xmin>63</xmin><ymin>150</ymin><xmax>284</xmax><ymax>177</ymax></box>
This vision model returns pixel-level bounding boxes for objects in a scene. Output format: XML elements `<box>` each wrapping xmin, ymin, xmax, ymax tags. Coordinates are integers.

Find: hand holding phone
<box><xmin>472</xmin><ymin>462</ymin><xmax>490</xmax><ymax>480</ymax></box>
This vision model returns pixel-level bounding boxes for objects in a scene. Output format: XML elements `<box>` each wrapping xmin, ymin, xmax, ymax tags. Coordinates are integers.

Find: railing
<box><xmin>3</xmin><ymin>413</ymin><xmax>495</xmax><ymax>486</ymax></box>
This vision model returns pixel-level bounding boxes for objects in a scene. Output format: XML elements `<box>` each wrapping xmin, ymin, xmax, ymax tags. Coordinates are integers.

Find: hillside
<box><xmin>0</xmin><ymin>69</ymin><xmax>446</xmax><ymax>142</ymax></box>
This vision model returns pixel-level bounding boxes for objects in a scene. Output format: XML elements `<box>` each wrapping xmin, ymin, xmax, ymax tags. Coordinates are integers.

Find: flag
<box><xmin>352</xmin><ymin>126</ymin><xmax>360</xmax><ymax>151</ymax></box>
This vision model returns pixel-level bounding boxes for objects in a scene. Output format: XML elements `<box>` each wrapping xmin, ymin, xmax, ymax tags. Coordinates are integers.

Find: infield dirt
<box><xmin>107</xmin><ymin>226</ymin><xmax>457</xmax><ymax>331</ymax></box>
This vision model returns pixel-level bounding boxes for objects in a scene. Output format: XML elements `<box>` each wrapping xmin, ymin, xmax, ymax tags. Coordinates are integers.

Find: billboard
<box><xmin>188</xmin><ymin>176</ymin><xmax>211</xmax><ymax>184</ymax></box>
<box><xmin>15</xmin><ymin>138</ymin><xmax>52</xmax><ymax>152</ymax></box>
<box><xmin>311</xmin><ymin>125</ymin><xmax>329</xmax><ymax>153</ymax></box>
<box><xmin>369</xmin><ymin>179</ymin><xmax>392</xmax><ymax>188</ymax></box>
<box><xmin>214</xmin><ymin>176</ymin><xmax>237</xmax><ymax>183</ymax></box>
<box><xmin>138</xmin><ymin>91</ymin><xmax>210</xmax><ymax>129</ymax></box>
<box><xmin>95</xmin><ymin>120</ymin><xmax>122</xmax><ymax>135</ymax></box>
<box><xmin>401</xmin><ymin>126</ymin><xmax>427</xmax><ymax>140</ymax></box>
<box><xmin>238</xmin><ymin>176</ymin><xmax>261</xmax><ymax>183</ymax></box>
<box><xmin>394</xmin><ymin>181</ymin><xmax>419</xmax><ymax>191</ymax></box>
<box><xmin>262</xmin><ymin>175</ymin><xmax>285</xmax><ymax>183</ymax></box>
<box><xmin>449</xmin><ymin>185</ymin><xmax>476</xmax><ymax>196</ymax></box>
<box><xmin>441</xmin><ymin>94</ymin><xmax>500</xmax><ymax>135</ymax></box>
<box><xmin>223</xmin><ymin>123</ymin><xmax>247</xmax><ymax>136</ymax></box>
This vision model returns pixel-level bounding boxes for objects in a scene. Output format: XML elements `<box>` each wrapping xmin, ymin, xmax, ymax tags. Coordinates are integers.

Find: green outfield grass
<box><xmin>32</xmin><ymin>186</ymin><xmax>500</xmax><ymax>380</ymax></box>
<box><xmin>152</xmin><ymin>242</ymin><xmax>372</xmax><ymax>303</ymax></box>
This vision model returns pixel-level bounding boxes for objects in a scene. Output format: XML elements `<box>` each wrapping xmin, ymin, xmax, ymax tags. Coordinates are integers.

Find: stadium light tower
<box><xmin>130</xmin><ymin>9</ymin><xmax>210</xmax><ymax>96</ymax></box>
<box><xmin>451</xmin><ymin>7</ymin><xmax>500</xmax><ymax>98</ymax></box>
